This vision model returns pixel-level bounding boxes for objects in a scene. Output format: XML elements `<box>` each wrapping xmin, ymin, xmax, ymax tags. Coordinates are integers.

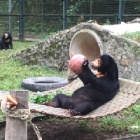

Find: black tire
<box><xmin>21</xmin><ymin>77</ymin><xmax>68</xmax><ymax>92</ymax></box>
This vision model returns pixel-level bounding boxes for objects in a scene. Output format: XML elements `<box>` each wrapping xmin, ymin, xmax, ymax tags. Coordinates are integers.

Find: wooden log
<box><xmin>5</xmin><ymin>90</ymin><xmax>29</xmax><ymax>140</ymax></box>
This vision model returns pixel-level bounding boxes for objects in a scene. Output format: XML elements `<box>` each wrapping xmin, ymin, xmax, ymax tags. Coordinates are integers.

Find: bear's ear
<box><xmin>70</xmin><ymin>52</ymin><xmax>74</xmax><ymax>58</ymax></box>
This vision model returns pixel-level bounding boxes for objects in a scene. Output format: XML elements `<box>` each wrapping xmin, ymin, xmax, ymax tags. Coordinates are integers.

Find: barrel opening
<box><xmin>69</xmin><ymin>29</ymin><xmax>104</xmax><ymax>63</ymax></box>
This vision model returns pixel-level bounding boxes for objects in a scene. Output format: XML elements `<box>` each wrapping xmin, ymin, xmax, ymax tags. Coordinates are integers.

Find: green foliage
<box><xmin>135</xmin><ymin>5</ymin><xmax>140</xmax><ymax>12</ymax></box>
<box><xmin>0</xmin><ymin>1</ymin><xmax>8</xmax><ymax>13</ymax></box>
<box><xmin>105</xmin><ymin>18</ymin><xmax>111</xmax><ymax>25</ymax></box>
<box><xmin>67</xmin><ymin>0</ymin><xmax>86</xmax><ymax>16</ymax></box>
<box><xmin>24</xmin><ymin>21</ymin><xmax>60</xmax><ymax>37</ymax></box>
<box><xmin>30</xmin><ymin>90</ymin><xmax>72</xmax><ymax>104</ymax></box>
<box><xmin>30</xmin><ymin>92</ymin><xmax>57</xmax><ymax>104</ymax></box>
<box><xmin>30</xmin><ymin>94</ymin><xmax>55</xmax><ymax>104</ymax></box>
<box><xmin>67</xmin><ymin>0</ymin><xmax>86</xmax><ymax>23</ymax></box>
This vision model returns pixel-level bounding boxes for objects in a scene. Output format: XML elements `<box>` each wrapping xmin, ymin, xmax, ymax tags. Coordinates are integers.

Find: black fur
<box><xmin>48</xmin><ymin>54</ymin><xmax>120</xmax><ymax>115</ymax></box>
<box><xmin>0</xmin><ymin>32</ymin><xmax>13</xmax><ymax>50</ymax></box>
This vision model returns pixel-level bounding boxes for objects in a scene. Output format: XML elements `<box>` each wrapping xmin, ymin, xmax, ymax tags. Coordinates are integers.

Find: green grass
<box><xmin>124</xmin><ymin>32</ymin><xmax>140</xmax><ymax>56</ymax></box>
<box><xmin>124</xmin><ymin>31</ymin><xmax>140</xmax><ymax>42</ymax></box>
<box><xmin>0</xmin><ymin>41</ymin><xmax>66</xmax><ymax>91</ymax></box>
<box><xmin>98</xmin><ymin>101</ymin><xmax>140</xmax><ymax>135</ymax></box>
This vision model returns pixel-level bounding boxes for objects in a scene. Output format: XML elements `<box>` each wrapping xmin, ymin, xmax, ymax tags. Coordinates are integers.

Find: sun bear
<box><xmin>0</xmin><ymin>32</ymin><xmax>13</xmax><ymax>50</ymax></box>
<box><xmin>44</xmin><ymin>54</ymin><xmax>120</xmax><ymax>116</ymax></box>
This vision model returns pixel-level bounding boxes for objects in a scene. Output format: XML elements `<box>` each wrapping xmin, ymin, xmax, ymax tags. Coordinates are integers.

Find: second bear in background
<box><xmin>0</xmin><ymin>32</ymin><xmax>13</xmax><ymax>50</ymax></box>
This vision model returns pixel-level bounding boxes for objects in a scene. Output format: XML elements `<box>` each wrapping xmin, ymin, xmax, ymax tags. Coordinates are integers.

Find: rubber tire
<box><xmin>21</xmin><ymin>77</ymin><xmax>68</xmax><ymax>92</ymax></box>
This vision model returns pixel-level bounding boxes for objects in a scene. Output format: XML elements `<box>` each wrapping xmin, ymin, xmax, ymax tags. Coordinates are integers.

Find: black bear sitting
<box><xmin>44</xmin><ymin>54</ymin><xmax>120</xmax><ymax>116</ymax></box>
<box><xmin>0</xmin><ymin>32</ymin><xmax>13</xmax><ymax>50</ymax></box>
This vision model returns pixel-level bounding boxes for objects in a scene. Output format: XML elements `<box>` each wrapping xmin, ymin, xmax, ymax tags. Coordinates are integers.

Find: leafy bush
<box><xmin>29</xmin><ymin>90</ymin><xmax>72</xmax><ymax>104</ymax></box>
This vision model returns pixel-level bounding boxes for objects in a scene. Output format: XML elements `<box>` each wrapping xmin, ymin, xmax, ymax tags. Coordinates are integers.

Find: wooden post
<box><xmin>5</xmin><ymin>90</ymin><xmax>29</xmax><ymax>140</ymax></box>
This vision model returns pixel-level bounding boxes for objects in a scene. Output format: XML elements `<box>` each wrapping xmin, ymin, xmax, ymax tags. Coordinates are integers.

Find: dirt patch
<box><xmin>0</xmin><ymin>116</ymin><xmax>130</xmax><ymax>140</ymax></box>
